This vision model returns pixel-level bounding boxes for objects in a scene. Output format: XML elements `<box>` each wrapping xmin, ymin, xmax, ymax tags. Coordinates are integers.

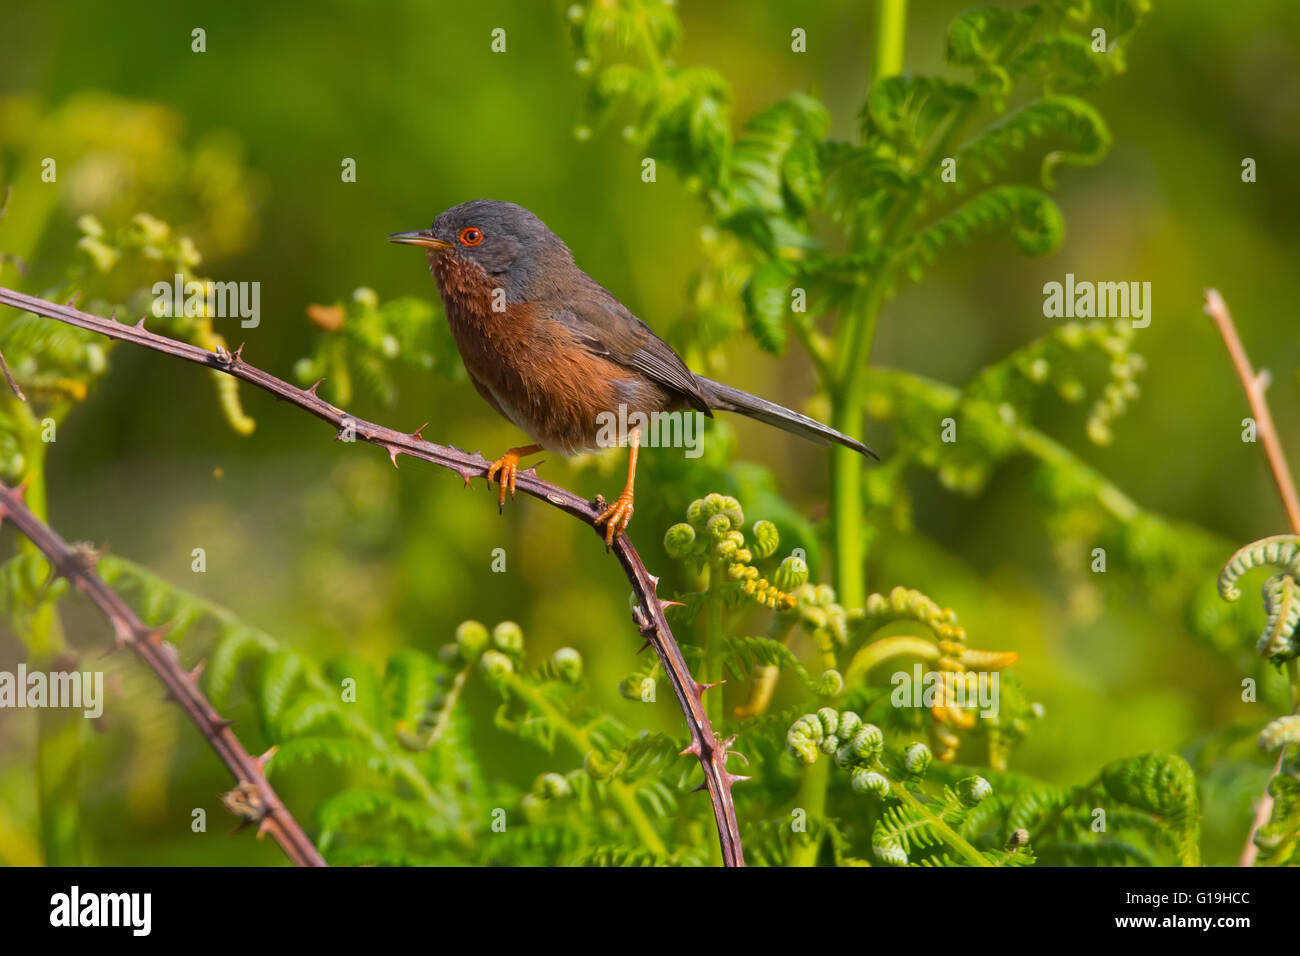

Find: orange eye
<box><xmin>459</xmin><ymin>227</ymin><xmax>483</xmax><ymax>246</ymax></box>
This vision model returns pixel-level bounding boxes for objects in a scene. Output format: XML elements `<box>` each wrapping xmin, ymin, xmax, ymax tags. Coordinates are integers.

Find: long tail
<box><xmin>696</xmin><ymin>376</ymin><xmax>877</xmax><ymax>459</ymax></box>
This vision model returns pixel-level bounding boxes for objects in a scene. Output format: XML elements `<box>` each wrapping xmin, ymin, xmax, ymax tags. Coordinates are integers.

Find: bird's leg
<box><xmin>595</xmin><ymin>427</ymin><xmax>639</xmax><ymax>547</ymax></box>
<box><xmin>486</xmin><ymin>444</ymin><xmax>543</xmax><ymax>512</ymax></box>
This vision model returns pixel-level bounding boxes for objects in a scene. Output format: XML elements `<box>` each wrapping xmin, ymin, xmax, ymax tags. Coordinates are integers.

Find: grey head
<box><xmin>389</xmin><ymin>199</ymin><xmax>573</xmax><ymax>300</ymax></box>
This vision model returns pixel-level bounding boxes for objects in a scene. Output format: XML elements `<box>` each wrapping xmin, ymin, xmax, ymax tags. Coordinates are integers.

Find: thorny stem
<box><xmin>105</xmin><ymin>554</ymin><xmax>451</xmax><ymax>826</ymax></box>
<box><xmin>1205</xmin><ymin>289</ymin><xmax>1300</xmax><ymax>867</ymax></box>
<box><xmin>0</xmin><ymin>481</ymin><xmax>326</xmax><ymax>866</ymax></box>
<box><xmin>0</xmin><ymin>285</ymin><xmax>746</xmax><ymax>867</ymax></box>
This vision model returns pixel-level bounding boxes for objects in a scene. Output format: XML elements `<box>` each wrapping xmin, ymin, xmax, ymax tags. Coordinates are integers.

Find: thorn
<box><xmin>692</xmin><ymin>780</ymin><xmax>709</xmax><ymax>793</ymax></box>
<box><xmin>135</xmin><ymin>315</ymin><xmax>147</xmax><ymax>329</ymax></box>
<box><xmin>256</xmin><ymin>745</ymin><xmax>278</xmax><ymax>771</ymax></box>
<box><xmin>695</xmin><ymin>679</ymin><xmax>725</xmax><ymax>695</ymax></box>
<box><xmin>189</xmin><ymin>660</ymin><xmax>206</xmax><ymax>682</ymax></box>
<box><xmin>211</xmin><ymin>718</ymin><xmax>234</xmax><ymax>732</ymax></box>
<box><xmin>637</xmin><ymin>639</ymin><xmax>651</xmax><ymax>654</ymax></box>
<box><xmin>459</xmin><ymin>471</ymin><xmax>474</xmax><ymax>488</ymax></box>
<box><xmin>725</xmin><ymin>773</ymin><xmax>751</xmax><ymax>786</ymax></box>
<box><xmin>256</xmin><ymin>818</ymin><xmax>273</xmax><ymax>840</ymax></box>
<box><xmin>306</xmin><ymin>379</ymin><xmax>324</xmax><ymax>396</ymax></box>
<box><xmin>679</xmin><ymin>740</ymin><xmax>701</xmax><ymax>757</ymax></box>
<box><xmin>648</xmin><ymin>573</ymin><xmax>660</xmax><ymax>590</ymax></box>
<box><xmin>147</xmin><ymin>621</ymin><xmax>175</xmax><ymax>645</ymax></box>
<box><xmin>231</xmin><ymin>342</ymin><xmax>245</xmax><ymax>364</ymax></box>
<box><xmin>387</xmin><ymin>445</ymin><xmax>401</xmax><ymax>468</ymax></box>
<box><xmin>660</xmin><ymin>599</ymin><xmax>685</xmax><ymax>610</ymax></box>
<box><xmin>109</xmin><ymin>310</ymin><xmax>118</xmax><ymax>323</ymax></box>
<box><xmin>410</xmin><ymin>422</ymin><xmax>428</xmax><ymax>441</ymax></box>
<box><xmin>65</xmin><ymin>292</ymin><xmax>81</xmax><ymax>308</ymax></box>
<box><xmin>99</xmin><ymin>638</ymin><xmax>125</xmax><ymax>658</ymax></box>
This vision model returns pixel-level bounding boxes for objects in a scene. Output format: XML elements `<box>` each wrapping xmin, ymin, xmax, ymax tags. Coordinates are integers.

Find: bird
<box><xmin>390</xmin><ymin>199</ymin><xmax>875</xmax><ymax>546</ymax></box>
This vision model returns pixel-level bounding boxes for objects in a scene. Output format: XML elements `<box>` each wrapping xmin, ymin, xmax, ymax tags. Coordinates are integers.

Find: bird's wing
<box><xmin>554</xmin><ymin>280</ymin><xmax>713</xmax><ymax>414</ymax></box>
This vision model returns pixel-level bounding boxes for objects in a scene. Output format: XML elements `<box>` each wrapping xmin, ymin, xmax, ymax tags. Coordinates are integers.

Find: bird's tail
<box><xmin>696</xmin><ymin>376</ymin><xmax>877</xmax><ymax>459</ymax></box>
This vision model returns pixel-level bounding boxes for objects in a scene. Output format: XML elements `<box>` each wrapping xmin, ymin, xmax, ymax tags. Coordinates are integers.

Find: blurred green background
<box><xmin>0</xmin><ymin>0</ymin><xmax>1298</xmax><ymax>865</ymax></box>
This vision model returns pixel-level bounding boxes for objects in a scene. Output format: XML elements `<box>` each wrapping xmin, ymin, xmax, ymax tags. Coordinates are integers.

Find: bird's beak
<box><xmin>388</xmin><ymin>229</ymin><xmax>452</xmax><ymax>251</ymax></box>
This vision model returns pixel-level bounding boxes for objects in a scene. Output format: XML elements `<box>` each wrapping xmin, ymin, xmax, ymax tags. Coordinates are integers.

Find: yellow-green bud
<box><xmin>751</xmin><ymin>520</ymin><xmax>779</xmax><ymax>558</ymax></box>
<box><xmin>904</xmin><ymin>742</ymin><xmax>932</xmax><ymax>775</ymax></box>
<box><xmin>551</xmin><ymin>647</ymin><xmax>583</xmax><ymax>683</ymax></box>
<box><xmin>664</xmin><ymin>522</ymin><xmax>696</xmax><ymax>558</ymax></box>
<box><xmin>852</xmin><ymin>769</ymin><xmax>890</xmax><ymax>797</ymax></box>
<box><xmin>775</xmin><ymin>555</ymin><xmax>809</xmax><ymax>592</ymax></box>
<box><xmin>535</xmin><ymin>772</ymin><xmax>570</xmax><ymax>799</ymax></box>
<box><xmin>956</xmin><ymin>775</ymin><xmax>992</xmax><ymax>807</ymax></box>
<box><xmin>455</xmin><ymin>620</ymin><xmax>489</xmax><ymax>658</ymax></box>
<box><xmin>479</xmin><ymin>650</ymin><xmax>514</xmax><ymax>682</ymax></box>
<box><xmin>492</xmin><ymin>621</ymin><xmax>524</xmax><ymax>654</ymax></box>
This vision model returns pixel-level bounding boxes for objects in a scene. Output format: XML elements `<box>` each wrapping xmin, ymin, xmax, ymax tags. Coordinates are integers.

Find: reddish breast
<box><xmin>432</xmin><ymin>254</ymin><xmax>630</xmax><ymax>453</ymax></box>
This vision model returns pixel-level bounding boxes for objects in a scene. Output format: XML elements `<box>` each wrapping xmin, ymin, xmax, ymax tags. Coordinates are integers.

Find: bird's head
<box><xmin>389</xmin><ymin>199</ymin><xmax>570</xmax><ymax>301</ymax></box>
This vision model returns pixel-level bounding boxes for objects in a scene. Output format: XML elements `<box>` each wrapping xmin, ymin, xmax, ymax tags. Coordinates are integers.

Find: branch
<box><xmin>1205</xmin><ymin>288</ymin><xmax>1300</xmax><ymax>534</ymax></box>
<box><xmin>0</xmin><ymin>285</ymin><xmax>746</xmax><ymax>867</ymax></box>
<box><xmin>0</xmin><ymin>480</ymin><xmax>325</xmax><ymax>866</ymax></box>
<box><xmin>1204</xmin><ymin>289</ymin><xmax>1300</xmax><ymax>868</ymax></box>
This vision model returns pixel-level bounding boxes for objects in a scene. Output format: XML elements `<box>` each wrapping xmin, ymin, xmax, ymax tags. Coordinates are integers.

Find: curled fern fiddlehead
<box><xmin>1218</xmin><ymin>535</ymin><xmax>1300</xmax><ymax>661</ymax></box>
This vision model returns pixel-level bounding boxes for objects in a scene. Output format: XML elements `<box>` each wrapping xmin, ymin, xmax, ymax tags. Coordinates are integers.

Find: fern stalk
<box><xmin>889</xmin><ymin>781</ymin><xmax>993</xmax><ymax>867</ymax></box>
<box><xmin>791</xmin><ymin>2</ymin><xmax>913</xmax><ymax>868</ymax></box>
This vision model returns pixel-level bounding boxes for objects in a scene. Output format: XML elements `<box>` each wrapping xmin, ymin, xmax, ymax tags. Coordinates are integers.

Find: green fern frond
<box><xmin>899</xmin><ymin>185</ymin><xmax>1064</xmax><ymax>284</ymax></box>
<box><xmin>946</xmin><ymin>96</ymin><xmax>1111</xmax><ymax>193</ymax></box>
<box><xmin>723</xmin><ymin>635</ymin><xmax>819</xmax><ymax>693</ymax></box>
<box><xmin>1099</xmin><ymin>752</ymin><xmax>1200</xmax><ymax>865</ymax></box>
<box><xmin>1218</xmin><ymin>535</ymin><xmax>1300</xmax><ymax>661</ymax></box>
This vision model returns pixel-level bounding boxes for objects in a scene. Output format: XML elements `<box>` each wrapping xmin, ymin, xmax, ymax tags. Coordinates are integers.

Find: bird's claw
<box><xmin>486</xmin><ymin>452</ymin><xmax>521</xmax><ymax>512</ymax></box>
<box><xmin>595</xmin><ymin>489</ymin><xmax>635</xmax><ymax>547</ymax></box>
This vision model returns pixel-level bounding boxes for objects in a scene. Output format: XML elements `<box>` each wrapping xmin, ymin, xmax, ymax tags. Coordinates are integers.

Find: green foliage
<box><xmin>292</xmin><ymin>287</ymin><xmax>463</xmax><ymax>408</ymax></box>
<box><xmin>7</xmin><ymin>0</ymin><xmax>1298</xmax><ymax>870</ymax></box>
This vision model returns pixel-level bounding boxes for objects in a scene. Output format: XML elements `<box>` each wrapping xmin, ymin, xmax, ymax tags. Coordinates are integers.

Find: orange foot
<box><xmin>595</xmin><ymin>488</ymin><xmax>635</xmax><ymax>547</ymax></box>
<box><xmin>486</xmin><ymin>444</ymin><xmax>542</xmax><ymax>512</ymax></box>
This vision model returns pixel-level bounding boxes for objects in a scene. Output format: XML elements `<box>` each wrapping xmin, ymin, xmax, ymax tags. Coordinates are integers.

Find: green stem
<box><xmin>871</xmin><ymin>0</ymin><xmax>908</xmax><ymax>82</ymax></box>
<box><xmin>16</xmin><ymin>415</ymin><xmax>82</xmax><ymax>865</ymax></box>
<box><xmin>790</xmin><ymin>2</ymin><xmax>910</xmax><ymax>868</ymax></box>
<box><xmin>790</xmin><ymin>759</ymin><xmax>830</xmax><ymax>866</ymax></box>
<box><xmin>704</xmin><ymin>560</ymin><xmax>725</xmax><ymax>731</ymax></box>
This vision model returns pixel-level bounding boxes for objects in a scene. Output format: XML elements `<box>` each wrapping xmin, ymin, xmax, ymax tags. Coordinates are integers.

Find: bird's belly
<box><xmin>447</xmin><ymin>303</ymin><xmax>675</xmax><ymax>456</ymax></box>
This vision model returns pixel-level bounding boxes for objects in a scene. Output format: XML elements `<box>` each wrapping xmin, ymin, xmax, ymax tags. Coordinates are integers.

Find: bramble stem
<box><xmin>0</xmin><ymin>481</ymin><xmax>325</xmax><ymax>866</ymax></box>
